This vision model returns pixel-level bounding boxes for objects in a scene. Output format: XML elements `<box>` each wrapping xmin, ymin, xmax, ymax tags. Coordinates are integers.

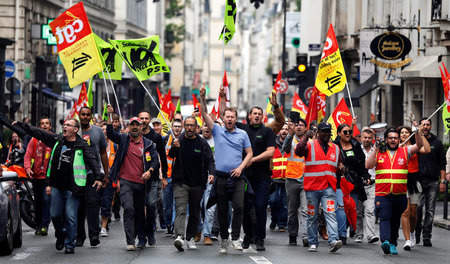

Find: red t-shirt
<box><xmin>119</xmin><ymin>136</ymin><xmax>145</xmax><ymax>184</ymax></box>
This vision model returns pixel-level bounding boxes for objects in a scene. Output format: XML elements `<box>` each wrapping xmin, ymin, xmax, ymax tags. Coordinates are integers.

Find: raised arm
<box><xmin>408</xmin><ymin>125</ymin><xmax>424</xmax><ymax>156</ymax></box>
<box><xmin>199</xmin><ymin>83</ymin><xmax>214</xmax><ymax>131</ymax></box>
<box><xmin>266</xmin><ymin>91</ymin><xmax>285</xmax><ymax>134</ymax></box>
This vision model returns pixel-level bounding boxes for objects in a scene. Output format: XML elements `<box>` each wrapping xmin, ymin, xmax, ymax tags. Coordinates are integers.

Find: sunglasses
<box><xmin>342</xmin><ymin>130</ymin><xmax>353</xmax><ymax>135</ymax></box>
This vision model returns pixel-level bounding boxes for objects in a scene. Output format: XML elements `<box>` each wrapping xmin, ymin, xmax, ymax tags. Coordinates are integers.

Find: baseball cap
<box><xmin>151</xmin><ymin>118</ymin><xmax>161</xmax><ymax>124</ymax></box>
<box><xmin>129</xmin><ymin>117</ymin><xmax>142</xmax><ymax>124</ymax></box>
<box><xmin>317</xmin><ymin>122</ymin><xmax>332</xmax><ymax>132</ymax></box>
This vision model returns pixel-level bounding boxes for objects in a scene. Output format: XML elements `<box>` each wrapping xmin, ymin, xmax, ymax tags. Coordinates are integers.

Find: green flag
<box><xmin>87</xmin><ymin>78</ymin><xmax>94</xmax><ymax>108</ymax></box>
<box><xmin>93</xmin><ymin>33</ymin><xmax>123</xmax><ymax>80</ymax></box>
<box><xmin>102</xmin><ymin>103</ymin><xmax>108</xmax><ymax>121</ymax></box>
<box><xmin>219</xmin><ymin>0</ymin><xmax>237</xmax><ymax>44</ymax></box>
<box><xmin>443</xmin><ymin>105</ymin><xmax>450</xmax><ymax>134</ymax></box>
<box><xmin>109</xmin><ymin>36</ymin><xmax>170</xmax><ymax>81</ymax></box>
<box><xmin>175</xmin><ymin>99</ymin><xmax>181</xmax><ymax>114</ymax></box>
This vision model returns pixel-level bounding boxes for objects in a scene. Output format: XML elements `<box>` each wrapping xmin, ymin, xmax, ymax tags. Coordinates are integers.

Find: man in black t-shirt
<box><xmin>237</xmin><ymin>107</ymin><xmax>276</xmax><ymax>251</ymax></box>
<box><xmin>168</xmin><ymin>117</ymin><xmax>215</xmax><ymax>251</ymax></box>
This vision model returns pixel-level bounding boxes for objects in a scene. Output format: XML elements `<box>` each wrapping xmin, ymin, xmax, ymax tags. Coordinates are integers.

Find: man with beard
<box><xmin>199</xmin><ymin>84</ymin><xmax>253</xmax><ymax>254</ymax></box>
<box><xmin>282</xmin><ymin>115</ymin><xmax>309</xmax><ymax>246</ymax></box>
<box><xmin>138</xmin><ymin>110</ymin><xmax>168</xmax><ymax>246</ymax></box>
<box><xmin>76</xmin><ymin>106</ymin><xmax>109</xmax><ymax>247</ymax></box>
<box><xmin>415</xmin><ymin>118</ymin><xmax>447</xmax><ymax>247</ymax></box>
<box><xmin>295</xmin><ymin>122</ymin><xmax>343</xmax><ymax>253</ymax></box>
<box><xmin>366</xmin><ymin>126</ymin><xmax>423</xmax><ymax>255</ymax></box>
<box><xmin>106</xmin><ymin>105</ymin><xmax>159</xmax><ymax>251</ymax></box>
<box><xmin>358</xmin><ymin>128</ymin><xmax>379</xmax><ymax>244</ymax></box>
<box><xmin>269</xmin><ymin>123</ymin><xmax>289</xmax><ymax>233</ymax></box>
<box><xmin>169</xmin><ymin>117</ymin><xmax>215</xmax><ymax>251</ymax></box>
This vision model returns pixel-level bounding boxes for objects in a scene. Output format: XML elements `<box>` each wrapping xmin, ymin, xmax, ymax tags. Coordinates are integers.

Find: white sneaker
<box><xmin>220</xmin><ymin>239</ymin><xmax>228</xmax><ymax>254</ymax></box>
<box><xmin>403</xmin><ymin>240</ymin><xmax>412</xmax><ymax>251</ymax></box>
<box><xmin>308</xmin><ymin>244</ymin><xmax>317</xmax><ymax>252</ymax></box>
<box><xmin>126</xmin><ymin>244</ymin><xmax>135</xmax><ymax>251</ymax></box>
<box><xmin>354</xmin><ymin>235</ymin><xmax>363</xmax><ymax>243</ymax></box>
<box><xmin>174</xmin><ymin>236</ymin><xmax>185</xmax><ymax>252</ymax></box>
<box><xmin>230</xmin><ymin>239</ymin><xmax>243</xmax><ymax>250</ymax></box>
<box><xmin>100</xmin><ymin>228</ymin><xmax>108</xmax><ymax>237</ymax></box>
<box><xmin>410</xmin><ymin>233</ymin><xmax>416</xmax><ymax>247</ymax></box>
<box><xmin>186</xmin><ymin>238</ymin><xmax>197</xmax><ymax>249</ymax></box>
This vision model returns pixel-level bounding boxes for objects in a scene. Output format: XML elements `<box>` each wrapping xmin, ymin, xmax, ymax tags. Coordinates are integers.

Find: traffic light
<box><xmin>250</xmin><ymin>0</ymin><xmax>264</xmax><ymax>9</ymax></box>
<box><xmin>296</xmin><ymin>53</ymin><xmax>308</xmax><ymax>82</ymax></box>
<box><xmin>292</xmin><ymin>37</ymin><xmax>300</xmax><ymax>48</ymax></box>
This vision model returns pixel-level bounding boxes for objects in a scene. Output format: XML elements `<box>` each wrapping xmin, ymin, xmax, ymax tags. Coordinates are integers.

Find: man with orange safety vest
<box><xmin>366</xmin><ymin>126</ymin><xmax>423</xmax><ymax>255</ymax></box>
<box><xmin>295</xmin><ymin>122</ymin><xmax>344</xmax><ymax>253</ymax></box>
<box><xmin>282</xmin><ymin>115</ymin><xmax>309</xmax><ymax>246</ymax></box>
<box><xmin>162</xmin><ymin>118</ymin><xmax>183</xmax><ymax>236</ymax></box>
<box><xmin>268</xmin><ymin>123</ymin><xmax>289</xmax><ymax>232</ymax></box>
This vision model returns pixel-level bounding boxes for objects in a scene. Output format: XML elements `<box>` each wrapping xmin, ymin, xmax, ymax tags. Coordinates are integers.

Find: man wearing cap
<box><xmin>151</xmin><ymin>118</ymin><xmax>163</xmax><ymax>136</ymax></box>
<box><xmin>106</xmin><ymin>105</ymin><xmax>160</xmax><ymax>251</ymax></box>
<box><xmin>281</xmin><ymin>113</ymin><xmax>309</xmax><ymax>246</ymax></box>
<box><xmin>138</xmin><ymin>110</ymin><xmax>168</xmax><ymax>246</ymax></box>
<box><xmin>295</xmin><ymin>122</ymin><xmax>343</xmax><ymax>253</ymax></box>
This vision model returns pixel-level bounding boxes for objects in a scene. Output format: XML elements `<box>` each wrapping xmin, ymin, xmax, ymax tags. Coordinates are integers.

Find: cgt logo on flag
<box><xmin>336</xmin><ymin>111</ymin><xmax>351</xmax><ymax>124</ymax></box>
<box><xmin>54</xmin><ymin>12</ymin><xmax>85</xmax><ymax>45</ymax></box>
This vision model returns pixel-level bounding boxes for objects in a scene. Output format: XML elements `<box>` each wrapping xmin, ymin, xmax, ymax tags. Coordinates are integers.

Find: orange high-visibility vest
<box><xmin>303</xmin><ymin>140</ymin><xmax>339</xmax><ymax>191</ymax></box>
<box><xmin>165</xmin><ymin>134</ymin><xmax>174</xmax><ymax>178</ymax></box>
<box><xmin>108</xmin><ymin>140</ymin><xmax>116</xmax><ymax>168</ymax></box>
<box><xmin>375</xmin><ymin>146</ymin><xmax>408</xmax><ymax>196</ymax></box>
<box><xmin>285</xmin><ymin>136</ymin><xmax>305</xmax><ymax>180</ymax></box>
<box><xmin>272</xmin><ymin>147</ymin><xmax>289</xmax><ymax>180</ymax></box>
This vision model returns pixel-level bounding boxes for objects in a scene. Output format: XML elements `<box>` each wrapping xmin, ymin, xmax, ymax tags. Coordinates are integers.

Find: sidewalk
<box><xmin>433</xmin><ymin>201</ymin><xmax>450</xmax><ymax>230</ymax></box>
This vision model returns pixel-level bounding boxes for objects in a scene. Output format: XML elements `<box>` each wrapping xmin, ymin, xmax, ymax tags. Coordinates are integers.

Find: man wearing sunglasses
<box><xmin>366</xmin><ymin>126</ymin><xmax>423</xmax><ymax>255</ymax></box>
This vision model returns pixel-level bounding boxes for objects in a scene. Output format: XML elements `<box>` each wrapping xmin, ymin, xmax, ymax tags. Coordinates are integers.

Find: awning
<box><xmin>351</xmin><ymin>72</ymin><xmax>379</xmax><ymax>99</ymax></box>
<box><xmin>32</xmin><ymin>86</ymin><xmax>74</xmax><ymax>103</ymax></box>
<box><xmin>401</xmin><ymin>55</ymin><xmax>440</xmax><ymax>79</ymax></box>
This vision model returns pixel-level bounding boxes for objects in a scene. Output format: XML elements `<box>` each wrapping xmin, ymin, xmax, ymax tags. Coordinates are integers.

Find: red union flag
<box><xmin>273</xmin><ymin>70</ymin><xmax>282</xmax><ymax>93</ymax></box>
<box><xmin>440</xmin><ymin>63</ymin><xmax>450</xmax><ymax>112</ymax></box>
<box><xmin>327</xmin><ymin>98</ymin><xmax>360</xmax><ymax>139</ymax></box>
<box><xmin>50</xmin><ymin>2</ymin><xmax>102</xmax><ymax>88</ymax></box>
<box><xmin>210</xmin><ymin>95</ymin><xmax>221</xmax><ymax>119</ymax></box>
<box><xmin>292</xmin><ymin>93</ymin><xmax>307</xmax><ymax>119</ymax></box>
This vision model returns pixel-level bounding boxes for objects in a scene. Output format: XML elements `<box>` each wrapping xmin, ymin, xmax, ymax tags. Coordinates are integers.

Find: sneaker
<box><xmin>278</xmin><ymin>225</ymin><xmax>287</xmax><ymax>232</ymax></box>
<box><xmin>403</xmin><ymin>240</ymin><xmax>412</xmax><ymax>251</ymax></box>
<box><xmin>166</xmin><ymin>225</ymin><xmax>174</xmax><ymax>237</ymax></box>
<box><xmin>355</xmin><ymin>235</ymin><xmax>363</xmax><ymax>243</ymax></box>
<box><xmin>302</xmin><ymin>237</ymin><xmax>309</xmax><ymax>247</ymax></box>
<box><xmin>308</xmin><ymin>244</ymin><xmax>317</xmax><ymax>252</ymax></box>
<box><xmin>255</xmin><ymin>240</ymin><xmax>265</xmax><ymax>251</ymax></box>
<box><xmin>210</xmin><ymin>235</ymin><xmax>218</xmax><ymax>241</ymax></box>
<box><xmin>56</xmin><ymin>237</ymin><xmax>65</xmax><ymax>251</ymax></box>
<box><xmin>40</xmin><ymin>227</ymin><xmax>48</xmax><ymax>236</ymax></box>
<box><xmin>289</xmin><ymin>236</ymin><xmax>297</xmax><ymax>246</ymax></box>
<box><xmin>269</xmin><ymin>222</ymin><xmax>276</xmax><ymax>231</ymax></box>
<box><xmin>174</xmin><ymin>236</ymin><xmax>185</xmax><ymax>252</ymax></box>
<box><xmin>368</xmin><ymin>236</ymin><xmax>379</xmax><ymax>244</ymax></box>
<box><xmin>64</xmin><ymin>248</ymin><xmax>75</xmax><ymax>254</ymax></box>
<box><xmin>339</xmin><ymin>236</ymin><xmax>347</xmax><ymax>245</ymax></box>
<box><xmin>204</xmin><ymin>237</ymin><xmax>212</xmax><ymax>245</ymax></box>
<box><xmin>410</xmin><ymin>233</ymin><xmax>416</xmax><ymax>247</ymax></box>
<box><xmin>126</xmin><ymin>245</ymin><xmax>135</xmax><ymax>251</ymax></box>
<box><xmin>423</xmin><ymin>240</ymin><xmax>432</xmax><ymax>247</ymax></box>
<box><xmin>194</xmin><ymin>232</ymin><xmax>202</xmax><ymax>243</ymax></box>
<box><xmin>381</xmin><ymin>241</ymin><xmax>390</xmax><ymax>254</ymax></box>
<box><xmin>390</xmin><ymin>244</ymin><xmax>398</xmax><ymax>255</ymax></box>
<box><xmin>186</xmin><ymin>238</ymin><xmax>197</xmax><ymax>249</ymax></box>
<box><xmin>329</xmin><ymin>240</ymin><xmax>342</xmax><ymax>253</ymax></box>
<box><xmin>242</xmin><ymin>236</ymin><xmax>252</xmax><ymax>249</ymax></box>
<box><xmin>75</xmin><ymin>239</ymin><xmax>84</xmax><ymax>247</ymax></box>
<box><xmin>230</xmin><ymin>239</ymin><xmax>243</xmax><ymax>250</ymax></box>
<box><xmin>147</xmin><ymin>233</ymin><xmax>156</xmax><ymax>246</ymax></box>
<box><xmin>100</xmin><ymin>228</ymin><xmax>108</xmax><ymax>237</ymax></box>
<box><xmin>136</xmin><ymin>240</ymin><xmax>146</xmax><ymax>248</ymax></box>
<box><xmin>90</xmin><ymin>237</ymin><xmax>100</xmax><ymax>247</ymax></box>
<box><xmin>35</xmin><ymin>229</ymin><xmax>42</xmax><ymax>236</ymax></box>
<box><xmin>219</xmin><ymin>239</ymin><xmax>228</xmax><ymax>254</ymax></box>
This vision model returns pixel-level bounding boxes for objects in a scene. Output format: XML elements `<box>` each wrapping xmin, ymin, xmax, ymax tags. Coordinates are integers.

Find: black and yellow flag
<box><xmin>219</xmin><ymin>0</ymin><xmax>237</xmax><ymax>44</ymax></box>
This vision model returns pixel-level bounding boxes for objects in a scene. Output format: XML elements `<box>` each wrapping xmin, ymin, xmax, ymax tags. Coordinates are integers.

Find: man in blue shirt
<box><xmin>200</xmin><ymin>84</ymin><xmax>253</xmax><ymax>254</ymax></box>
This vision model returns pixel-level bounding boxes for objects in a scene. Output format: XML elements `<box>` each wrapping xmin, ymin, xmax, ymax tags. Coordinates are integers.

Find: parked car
<box><xmin>0</xmin><ymin>170</ymin><xmax>22</xmax><ymax>255</ymax></box>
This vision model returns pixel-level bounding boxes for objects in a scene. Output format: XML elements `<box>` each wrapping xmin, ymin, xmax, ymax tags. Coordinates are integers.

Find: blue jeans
<box><xmin>375</xmin><ymin>195</ymin><xmax>407</xmax><ymax>246</ymax></box>
<box><xmin>243</xmin><ymin>179</ymin><xmax>270</xmax><ymax>241</ymax></box>
<box><xmin>162</xmin><ymin>178</ymin><xmax>174</xmax><ymax>227</ymax></box>
<box><xmin>50</xmin><ymin>187</ymin><xmax>80</xmax><ymax>250</ymax></box>
<box><xmin>306</xmin><ymin>187</ymin><xmax>339</xmax><ymax>246</ymax></box>
<box><xmin>99</xmin><ymin>180</ymin><xmax>115</xmax><ymax>217</ymax></box>
<box><xmin>416</xmin><ymin>180</ymin><xmax>439</xmax><ymax>240</ymax></box>
<box><xmin>199</xmin><ymin>182</ymin><xmax>216</xmax><ymax>237</ymax></box>
<box><xmin>269</xmin><ymin>182</ymin><xmax>287</xmax><ymax>227</ymax></box>
<box><xmin>33</xmin><ymin>179</ymin><xmax>51</xmax><ymax>229</ymax></box>
<box><xmin>335</xmin><ymin>189</ymin><xmax>346</xmax><ymax>237</ymax></box>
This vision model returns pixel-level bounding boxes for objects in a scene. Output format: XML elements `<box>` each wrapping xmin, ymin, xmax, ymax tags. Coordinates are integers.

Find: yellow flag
<box><xmin>315</xmin><ymin>24</ymin><xmax>347</xmax><ymax>96</ymax></box>
<box><xmin>443</xmin><ymin>103</ymin><xmax>450</xmax><ymax>135</ymax></box>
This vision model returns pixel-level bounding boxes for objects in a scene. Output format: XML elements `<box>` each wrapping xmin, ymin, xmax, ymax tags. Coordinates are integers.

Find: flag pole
<box><xmin>137</xmin><ymin>79</ymin><xmax>173</xmax><ymax>133</ymax></box>
<box><xmin>104</xmin><ymin>67</ymin><xmax>125</xmax><ymax>129</ymax></box>
<box><xmin>222</xmin><ymin>25</ymin><xmax>226</xmax><ymax>78</ymax></box>
<box><xmin>400</xmin><ymin>102</ymin><xmax>445</xmax><ymax>145</ymax></box>
<box><xmin>345</xmin><ymin>82</ymin><xmax>355</xmax><ymax>117</ymax></box>
<box><xmin>100</xmin><ymin>71</ymin><xmax>113</xmax><ymax>121</ymax></box>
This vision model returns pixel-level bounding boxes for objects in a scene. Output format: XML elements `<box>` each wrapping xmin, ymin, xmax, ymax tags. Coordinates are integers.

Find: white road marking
<box><xmin>249</xmin><ymin>256</ymin><xmax>272</xmax><ymax>264</ymax></box>
<box><xmin>11</xmin><ymin>252</ymin><xmax>31</xmax><ymax>260</ymax></box>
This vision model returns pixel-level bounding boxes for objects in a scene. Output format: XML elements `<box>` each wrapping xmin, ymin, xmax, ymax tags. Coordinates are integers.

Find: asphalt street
<box><xmin>1</xmin><ymin>210</ymin><xmax>449</xmax><ymax>264</ymax></box>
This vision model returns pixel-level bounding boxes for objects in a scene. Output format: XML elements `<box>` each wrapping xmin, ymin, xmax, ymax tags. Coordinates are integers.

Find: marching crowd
<box><xmin>1</xmin><ymin>84</ymin><xmax>449</xmax><ymax>256</ymax></box>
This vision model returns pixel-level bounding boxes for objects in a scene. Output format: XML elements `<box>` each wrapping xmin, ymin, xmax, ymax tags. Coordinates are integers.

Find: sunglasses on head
<box><xmin>342</xmin><ymin>130</ymin><xmax>353</xmax><ymax>135</ymax></box>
